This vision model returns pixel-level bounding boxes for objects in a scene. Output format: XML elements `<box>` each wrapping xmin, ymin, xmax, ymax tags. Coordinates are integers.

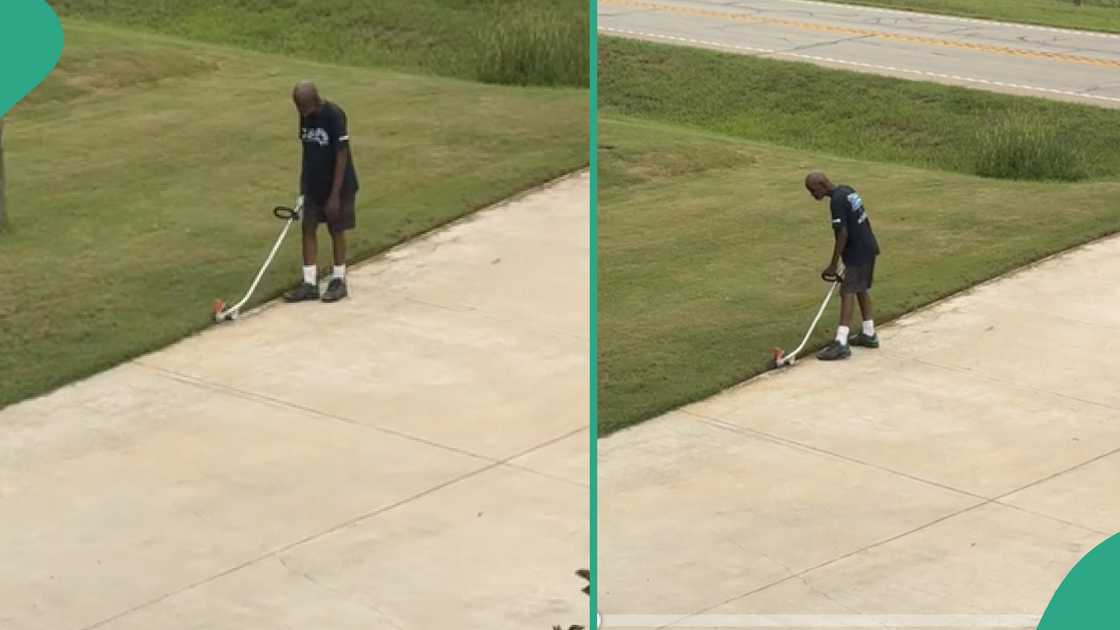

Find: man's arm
<box><xmin>829</xmin><ymin>226</ymin><xmax>847</xmax><ymax>269</ymax></box>
<box><xmin>825</xmin><ymin>197</ymin><xmax>848</xmax><ymax>276</ymax></box>
<box><xmin>297</xmin><ymin>123</ymin><xmax>307</xmax><ymax>197</ymax></box>
<box><xmin>328</xmin><ymin>106</ymin><xmax>350</xmax><ymax>203</ymax></box>
<box><xmin>329</xmin><ymin>143</ymin><xmax>349</xmax><ymax>201</ymax></box>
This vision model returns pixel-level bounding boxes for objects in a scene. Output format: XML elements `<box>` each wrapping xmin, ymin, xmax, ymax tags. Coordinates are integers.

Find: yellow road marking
<box><xmin>602</xmin><ymin>0</ymin><xmax>1120</xmax><ymax>69</ymax></box>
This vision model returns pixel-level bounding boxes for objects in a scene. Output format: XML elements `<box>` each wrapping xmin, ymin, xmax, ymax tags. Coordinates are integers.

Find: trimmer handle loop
<box><xmin>273</xmin><ymin>206</ymin><xmax>300</xmax><ymax>221</ymax></box>
<box><xmin>821</xmin><ymin>271</ymin><xmax>844</xmax><ymax>283</ymax></box>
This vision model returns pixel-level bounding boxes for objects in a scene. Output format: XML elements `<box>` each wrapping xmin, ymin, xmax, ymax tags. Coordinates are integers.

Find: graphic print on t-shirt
<box><xmin>301</xmin><ymin>127</ymin><xmax>330</xmax><ymax>147</ymax></box>
<box><xmin>847</xmin><ymin>192</ymin><xmax>869</xmax><ymax>225</ymax></box>
<box><xmin>829</xmin><ymin>185</ymin><xmax>879</xmax><ymax>265</ymax></box>
<box><xmin>298</xmin><ymin>101</ymin><xmax>359</xmax><ymax>202</ymax></box>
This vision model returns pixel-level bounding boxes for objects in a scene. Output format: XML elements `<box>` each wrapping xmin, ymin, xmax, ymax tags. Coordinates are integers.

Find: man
<box><xmin>284</xmin><ymin>81</ymin><xmax>359</xmax><ymax>303</ymax></box>
<box><xmin>805</xmin><ymin>171</ymin><xmax>880</xmax><ymax>361</ymax></box>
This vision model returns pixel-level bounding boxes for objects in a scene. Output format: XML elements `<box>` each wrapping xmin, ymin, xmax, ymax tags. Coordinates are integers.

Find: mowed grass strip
<box><xmin>597</xmin><ymin>117</ymin><xmax>1120</xmax><ymax>434</ymax></box>
<box><xmin>0</xmin><ymin>23</ymin><xmax>587</xmax><ymax>409</ymax></box>
<box><xmin>813</xmin><ymin>0</ymin><xmax>1120</xmax><ymax>35</ymax></box>
<box><xmin>47</xmin><ymin>0</ymin><xmax>589</xmax><ymax>87</ymax></box>
<box><xmin>600</xmin><ymin>37</ymin><xmax>1120</xmax><ymax>182</ymax></box>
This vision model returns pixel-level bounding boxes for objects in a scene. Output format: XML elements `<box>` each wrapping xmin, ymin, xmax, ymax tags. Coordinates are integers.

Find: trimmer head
<box><xmin>770</xmin><ymin>267</ymin><xmax>844</xmax><ymax>369</ymax></box>
<box><xmin>771</xmin><ymin>347</ymin><xmax>795</xmax><ymax>367</ymax></box>
<box><xmin>211</xmin><ymin>198</ymin><xmax>303</xmax><ymax>326</ymax></box>
<box><xmin>212</xmin><ymin>298</ymin><xmax>238</xmax><ymax>322</ymax></box>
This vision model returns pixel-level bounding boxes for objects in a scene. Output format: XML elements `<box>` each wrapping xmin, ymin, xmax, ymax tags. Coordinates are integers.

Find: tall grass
<box><xmin>475</xmin><ymin>6</ymin><xmax>589</xmax><ymax>87</ymax></box>
<box><xmin>47</xmin><ymin>0</ymin><xmax>589</xmax><ymax>88</ymax></box>
<box><xmin>972</xmin><ymin>113</ymin><xmax>1088</xmax><ymax>181</ymax></box>
<box><xmin>601</xmin><ymin>37</ymin><xmax>1120</xmax><ymax>182</ymax></box>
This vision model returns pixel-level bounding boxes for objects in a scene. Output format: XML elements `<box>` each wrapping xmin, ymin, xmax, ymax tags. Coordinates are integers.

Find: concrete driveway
<box><xmin>0</xmin><ymin>172</ymin><xmax>590</xmax><ymax>630</ymax></box>
<box><xmin>600</xmin><ymin>235</ymin><xmax>1120</xmax><ymax>628</ymax></box>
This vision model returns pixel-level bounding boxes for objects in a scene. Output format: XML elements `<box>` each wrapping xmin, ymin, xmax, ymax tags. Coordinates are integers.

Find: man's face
<box><xmin>806</xmin><ymin>182</ymin><xmax>828</xmax><ymax>200</ymax></box>
<box><xmin>293</xmin><ymin>94</ymin><xmax>321</xmax><ymax>117</ymax></box>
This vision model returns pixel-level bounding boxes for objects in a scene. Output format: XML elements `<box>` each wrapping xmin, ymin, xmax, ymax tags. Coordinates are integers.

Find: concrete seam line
<box><xmin>675</xmin><ymin>500</ymin><xmax>992</xmax><ymax>624</ymax></box>
<box><xmin>135</xmin><ymin>361</ymin><xmax>498</xmax><ymax>464</ymax></box>
<box><xmin>139</xmin><ymin>363</ymin><xmax>591</xmax><ymax>486</ymax></box>
<box><xmin>992</xmin><ymin>444</ymin><xmax>1120</xmax><ymax>505</ymax></box>
<box><xmin>505</xmin><ymin>461</ymin><xmax>591</xmax><ymax>489</ymax></box>
<box><xmin>78</xmin><ymin>461</ymin><xmax>505</xmax><ymax>630</ymax></box>
<box><xmin>991</xmin><ymin>500</ymin><xmax>1115</xmax><ymax>538</ymax></box>
<box><xmin>690</xmin><ymin>411</ymin><xmax>1114</xmax><ymax>537</ymax></box>
<box><xmin>688</xmin><ymin>412</ymin><xmax>989</xmax><ymax>501</ymax></box>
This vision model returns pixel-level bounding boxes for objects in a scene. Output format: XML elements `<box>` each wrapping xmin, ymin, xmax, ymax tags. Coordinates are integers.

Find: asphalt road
<box><xmin>599</xmin><ymin>0</ymin><xmax>1120</xmax><ymax>107</ymax></box>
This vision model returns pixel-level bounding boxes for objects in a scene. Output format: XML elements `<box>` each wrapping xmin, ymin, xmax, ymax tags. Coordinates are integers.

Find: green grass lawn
<box><xmin>47</xmin><ymin>0</ymin><xmax>588</xmax><ymax>87</ymax></box>
<box><xmin>597</xmin><ymin>38</ymin><xmax>1120</xmax><ymax>434</ymax></box>
<box><xmin>0</xmin><ymin>22</ymin><xmax>587</xmax><ymax>409</ymax></box>
<box><xmin>816</xmin><ymin>0</ymin><xmax>1120</xmax><ymax>34</ymax></box>
<box><xmin>601</xmin><ymin>37</ymin><xmax>1120</xmax><ymax>182</ymax></box>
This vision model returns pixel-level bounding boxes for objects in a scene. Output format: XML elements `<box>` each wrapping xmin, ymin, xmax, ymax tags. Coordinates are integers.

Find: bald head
<box><xmin>805</xmin><ymin>171</ymin><xmax>834</xmax><ymax>200</ymax></box>
<box><xmin>292</xmin><ymin>81</ymin><xmax>322</xmax><ymax>117</ymax></box>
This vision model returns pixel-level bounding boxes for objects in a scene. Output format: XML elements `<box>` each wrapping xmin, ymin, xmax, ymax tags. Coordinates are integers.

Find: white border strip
<box><xmin>781</xmin><ymin>0</ymin><xmax>1120</xmax><ymax>40</ymax></box>
<box><xmin>599</xmin><ymin>27</ymin><xmax>1120</xmax><ymax>106</ymax></box>
<box><xmin>602</xmin><ymin>615</ymin><xmax>1042</xmax><ymax>628</ymax></box>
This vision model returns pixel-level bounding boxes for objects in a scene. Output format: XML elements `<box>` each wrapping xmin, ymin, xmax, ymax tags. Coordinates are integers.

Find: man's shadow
<box><xmin>553</xmin><ymin>569</ymin><xmax>592</xmax><ymax>630</ymax></box>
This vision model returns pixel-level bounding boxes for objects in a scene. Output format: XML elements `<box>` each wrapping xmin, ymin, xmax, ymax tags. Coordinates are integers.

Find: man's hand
<box><xmin>325</xmin><ymin>192</ymin><xmax>342</xmax><ymax>224</ymax></box>
<box><xmin>821</xmin><ymin>264</ymin><xmax>838</xmax><ymax>281</ymax></box>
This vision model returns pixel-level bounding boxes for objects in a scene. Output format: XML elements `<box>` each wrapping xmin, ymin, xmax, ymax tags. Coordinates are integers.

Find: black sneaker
<box><xmin>321</xmin><ymin>277</ymin><xmax>348</xmax><ymax>302</ymax></box>
<box><xmin>850</xmin><ymin>332</ymin><xmax>880</xmax><ymax>348</ymax></box>
<box><xmin>817</xmin><ymin>340</ymin><xmax>851</xmax><ymax>361</ymax></box>
<box><xmin>283</xmin><ymin>282</ymin><xmax>319</xmax><ymax>302</ymax></box>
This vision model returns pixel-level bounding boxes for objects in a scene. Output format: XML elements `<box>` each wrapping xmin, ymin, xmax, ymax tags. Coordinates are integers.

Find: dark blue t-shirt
<box><xmin>830</xmin><ymin>185</ymin><xmax>880</xmax><ymax>266</ymax></box>
<box><xmin>299</xmin><ymin>101</ymin><xmax>359</xmax><ymax>203</ymax></box>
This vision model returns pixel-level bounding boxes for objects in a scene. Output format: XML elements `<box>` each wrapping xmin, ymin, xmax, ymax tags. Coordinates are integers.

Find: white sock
<box><xmin>303</xmin><ymin>265</ymin><xmax>316</xmax><ymax>285</ymax></box>
<box><xmin>333</xmin><ymin>264</ymin><xmax>346</xmax><ymax>280</ymax></box>
<box><xmin>836</xmin><ymin>325</ymin><xmax>850</xmax><ymax>346</ymax></box>
<box><xmin>863</xmin><ymin>320</ymin><xmax>875</xmax><ymax>337</ymax></box>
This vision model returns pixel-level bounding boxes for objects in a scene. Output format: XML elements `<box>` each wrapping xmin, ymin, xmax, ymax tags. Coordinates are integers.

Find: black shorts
<box><xmin>303</xmin><ymin>191</ymin><xmax>357</xmax><ymax>232</ymax></box>
<box><xmin>842</xmin><ymin>259</ymin><xmax>875</xmax><ymax>295</ymax></box>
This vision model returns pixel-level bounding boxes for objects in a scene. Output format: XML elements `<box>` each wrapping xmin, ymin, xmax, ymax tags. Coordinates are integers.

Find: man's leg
<box><xmin>818</xmin><ymin>290</ymin><xmax>855</xmax><ymax>361</ymax></box>
<box><xmin>839</xmin><ymin>293</ymin><xmax>856</xmax><ymax>341</ymax></box>
<box><xmin>321</xmin><ymin>194</ymin><xmax>354</xmax><ymax>303</ymax></box>
<box><xmin>302</xmin><ymin>225</ymin><xmax>317</xmax><ymax>267</ymax></box>
<box><xmin>850</xmin><ymin>258</ymin><xmax>880</xmax><ymax>348</ymax></box>
<box><xmin>284</xmin><ymin>213</ymin><xmax>321</xmax><ymax>302</ymax></box>
<box><xmin>819</xmin><ymin>266</ymin><xmax>865</xmax><ymax>361</ymax></box>
<box><xmin>852</xmin><ymin>291</ymin><xmax>878</xmax><ymax>344</ymax></box>
<box><xmin>857</xmin><ymin>291</ymin><xmax>873</xmax><ymax>322</ymax></box>
<box><xmin>330</xmin><ymin>228</ymin><xmax>346</xmax><ymax>267</ymax></box>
